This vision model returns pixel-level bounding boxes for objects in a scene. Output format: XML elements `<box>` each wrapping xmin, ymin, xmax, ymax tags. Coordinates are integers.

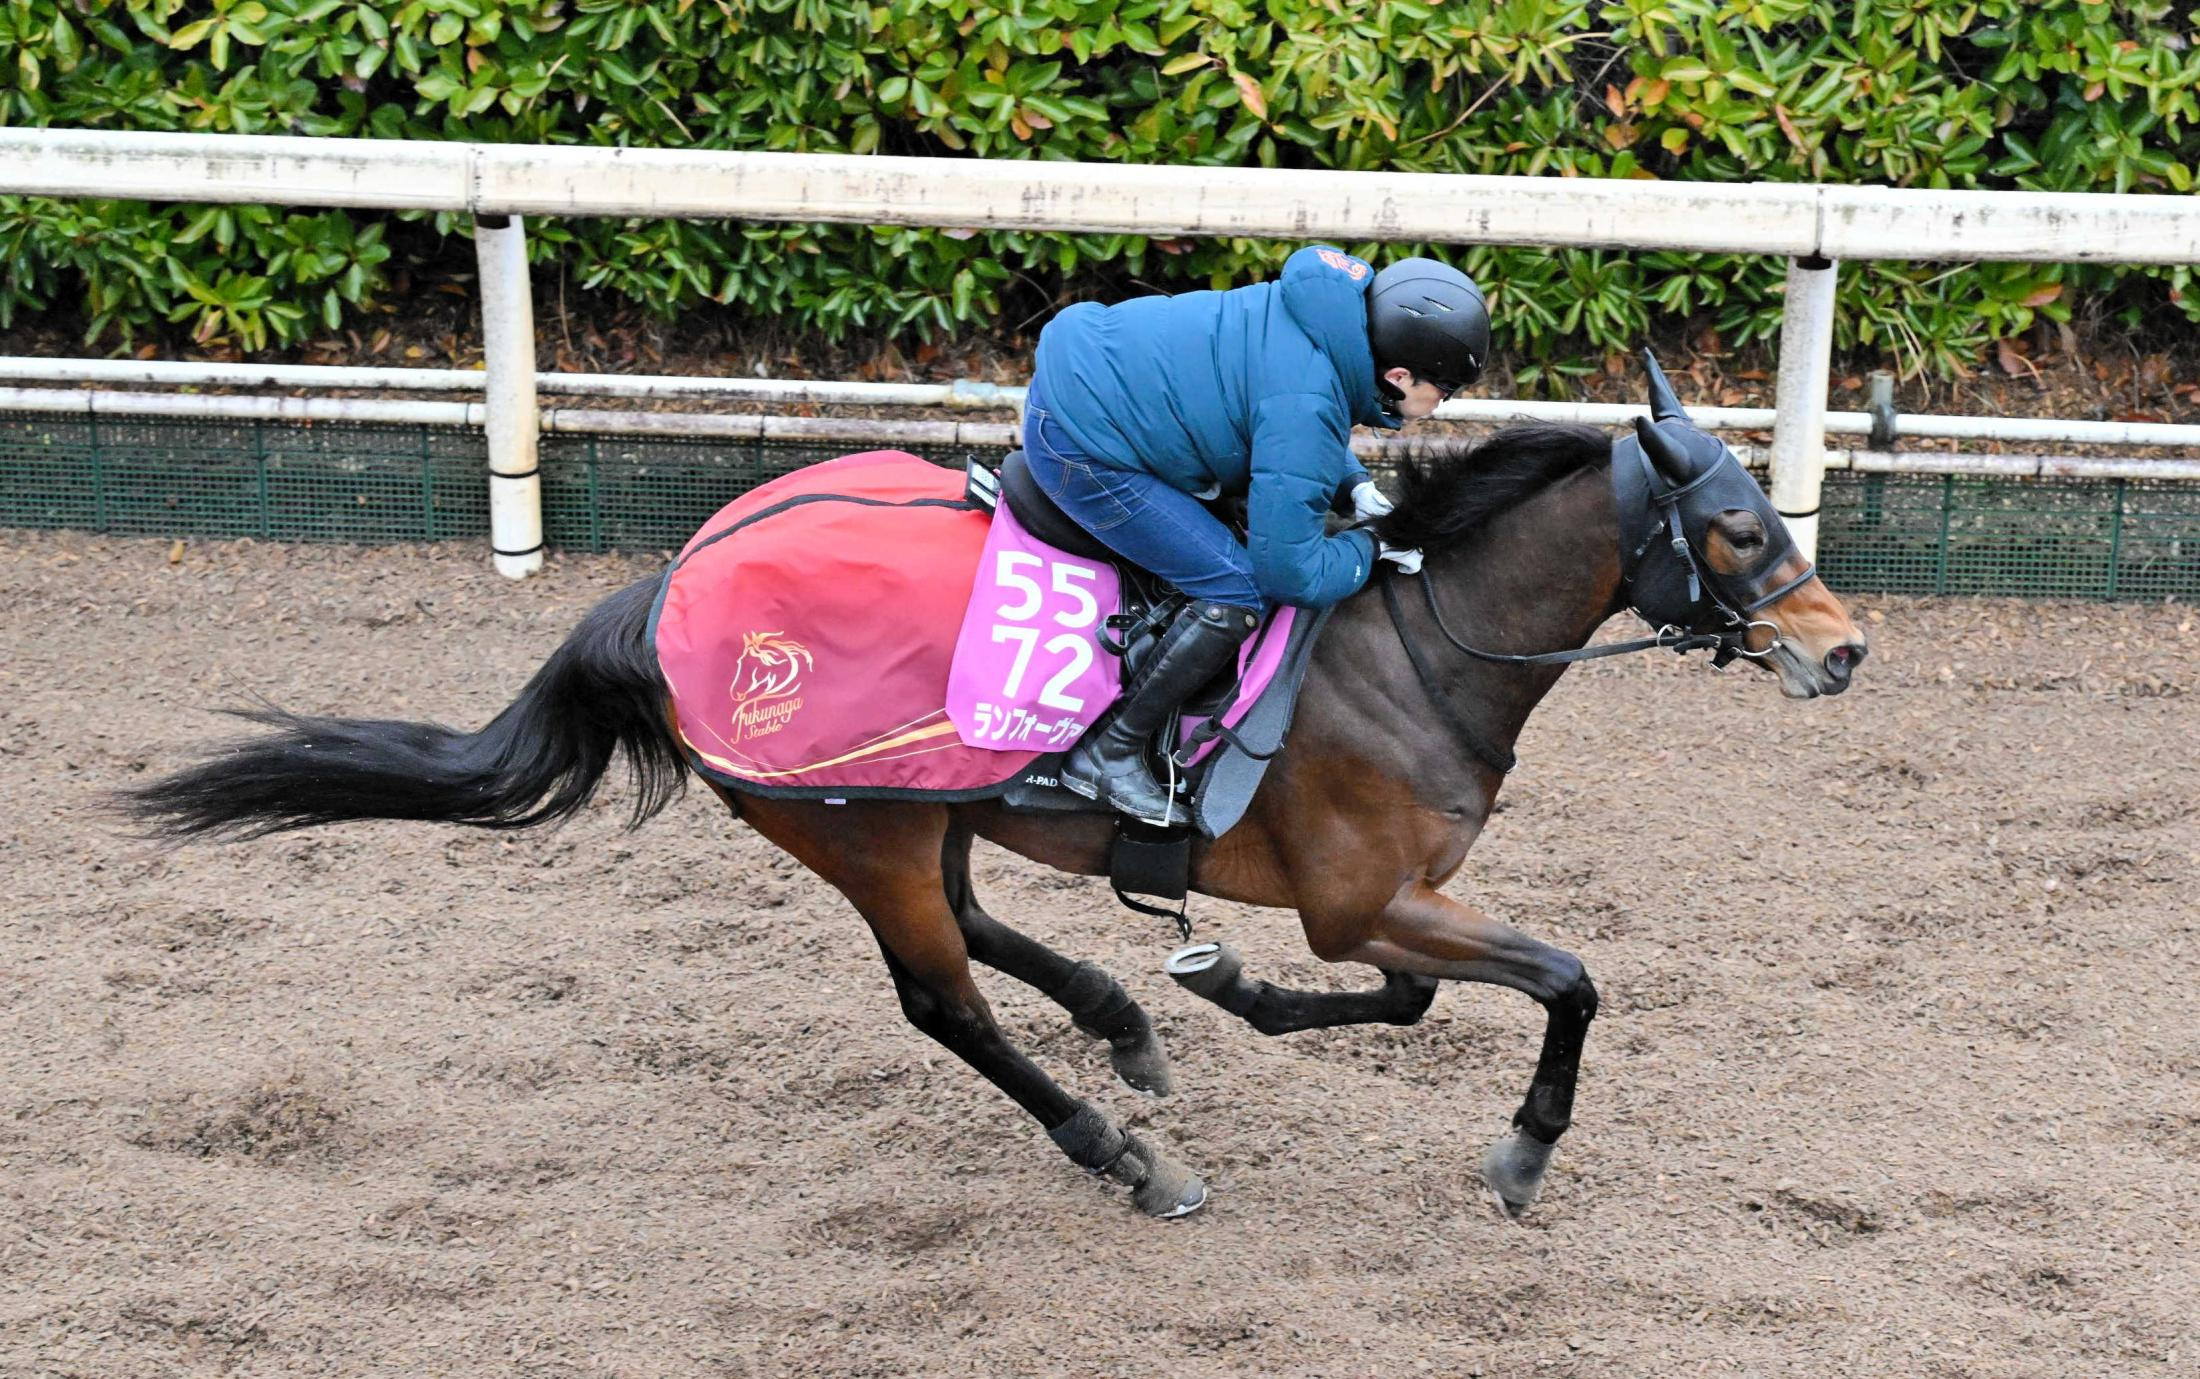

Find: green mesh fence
<box><xmin>0</xmin><ymin>411</ymin><xmax>1012</xmax><ymax>555</ymax></box>
<box><xmin>1817</xmin><ymin>472</ymin><xmax>2200</xmax><ymax>600</ymax></box>
<box><xmin>2</xmin><ymin>410</ymin><xmax>2194</xmax><ymax>600</ymax></box>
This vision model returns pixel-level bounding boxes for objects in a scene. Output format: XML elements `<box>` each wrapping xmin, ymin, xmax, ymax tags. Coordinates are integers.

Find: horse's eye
<box><xmin>1732</xmin><ymin>531</ymin><xmax>1764</xmax><ymax>551</ymax></box>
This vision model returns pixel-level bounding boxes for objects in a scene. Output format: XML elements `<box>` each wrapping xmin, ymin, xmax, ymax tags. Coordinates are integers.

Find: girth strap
<box><xmin>1110</xmin><ymin>820</ymin><xmax>1194</xmax><ymax>942</ymax></box>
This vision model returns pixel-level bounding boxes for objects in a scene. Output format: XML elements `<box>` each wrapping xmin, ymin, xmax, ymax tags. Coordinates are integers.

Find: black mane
<box><xmin>1369</xmin><ymin>423</ymin><xmax>1611</xmax><ymax>552</ymax></box>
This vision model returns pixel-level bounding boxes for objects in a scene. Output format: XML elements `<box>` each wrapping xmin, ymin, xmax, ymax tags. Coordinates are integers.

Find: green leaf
<box><xmin>171</xmin><ymin>207</ymin><xmax>224</xmax><ymax>247</ymax></box>
<box><xmin>168</xmin><ymin>19</ymin><xmax>221</xmax><ymax>52</ymax></box>
<box><xmin>50</xmin><ymin>16</ymin><xmax>84</xmax><ymax>69</ymax></box>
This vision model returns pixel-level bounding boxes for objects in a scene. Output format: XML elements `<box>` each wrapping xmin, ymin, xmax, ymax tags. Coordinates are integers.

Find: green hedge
<box><xmin>3</xmin><ymin>0</ymin><xmax>2196</xmax><ymax>379</ymax></box>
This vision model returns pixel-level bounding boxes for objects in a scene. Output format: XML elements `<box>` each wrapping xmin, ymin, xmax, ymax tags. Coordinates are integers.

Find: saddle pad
<box><xmin>1189</xmin><ymin>605</ymin><xmax>1332</xmax><ymax>838</ymax></box>
<box><xmin>946</xmin><ymin>500</ymin><xmax>1124</xmax><ymax>752</ymax></box>
<box><xmin>650</xmin><ymin>451</ymin><xmax>1044</xmax><ymax>799</ymax></box>
<box><xmin>1178</xmin><ymin>604</ymin><xmax>1300</xmax><ymax>768</ymax></box>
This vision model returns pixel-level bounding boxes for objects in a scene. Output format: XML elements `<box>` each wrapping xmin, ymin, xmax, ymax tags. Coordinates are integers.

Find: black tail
<box><xmin>127</xmin><ymin>575</ymin><xmax>688</xmax><ymax>840</ymax></box>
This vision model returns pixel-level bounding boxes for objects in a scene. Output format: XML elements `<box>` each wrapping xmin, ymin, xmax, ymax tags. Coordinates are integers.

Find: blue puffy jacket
<box><xmin>1032</xmin><ymin>245</ymin><xmax>1400</xmax><ymax>608</ymax></box>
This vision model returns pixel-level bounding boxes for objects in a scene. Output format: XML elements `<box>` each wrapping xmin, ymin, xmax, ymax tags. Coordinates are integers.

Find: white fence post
<box><xmin>1769</xmin><ymin>255</ymin><xmax>1839</xmax><ymax>562</ymax></box>
<box><xmin>475</xmin><ymin>214</ymin><xmax>543</xmax><ymax>579</ymax></box>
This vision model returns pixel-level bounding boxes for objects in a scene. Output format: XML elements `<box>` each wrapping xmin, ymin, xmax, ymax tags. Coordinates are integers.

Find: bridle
<box><xmin>1377</xmin><ymin>430</ymin><xmax>1819</xmax><ymax>776</ymax></box>
<box><xmin>1611</xmin><ymin>443</ymin><xmax>1820</xmax><ymax>670</ymax></box>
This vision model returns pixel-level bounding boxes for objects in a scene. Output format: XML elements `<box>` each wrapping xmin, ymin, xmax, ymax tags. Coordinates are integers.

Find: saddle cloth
<box><xmin>651</xmin><ymin>450</ymin><xmax>1321</xmax><ymax>820</ymax></box>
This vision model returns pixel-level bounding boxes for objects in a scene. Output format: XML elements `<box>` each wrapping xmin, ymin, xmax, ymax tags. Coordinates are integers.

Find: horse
<box><xmin>126</xmin><ymin>355</ymin><xmax>1868</xmax><ymax>1220</ymax></box>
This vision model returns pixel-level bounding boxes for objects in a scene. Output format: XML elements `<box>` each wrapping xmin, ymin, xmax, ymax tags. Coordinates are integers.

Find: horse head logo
<box><xmin>731</xmin><ymin>630</ymin><xmax>812</xmax><ymax>707</ymax></box>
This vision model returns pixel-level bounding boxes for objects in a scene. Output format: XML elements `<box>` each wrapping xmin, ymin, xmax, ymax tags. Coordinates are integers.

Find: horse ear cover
<box><xmin>1632</xmin><ymin>415</ymin><xmax>1695</xmax><ymax>487</ymax></box>
<box><xmin>1641</xmin><ymin>348</ymin><xmax>1690</xmax><ymax>423</ymax></box>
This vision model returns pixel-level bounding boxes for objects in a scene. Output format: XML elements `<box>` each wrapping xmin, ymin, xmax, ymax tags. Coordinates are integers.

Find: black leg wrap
<box><xmin>1512</xmin><ymin>973</ymin><xmax>1599</xmax><ymax>1144</ymax></box>
<box><xmin>1053</xmin><ymin>961</ymin><xmax>1143</xmax><ymax>1039</ymax></box>
<box><xmin>1386</xmin><ymin>972</ymin><xmax>1443</xmax><ymax>1025</ymax></box>
<box><xmin>1048</xmin><ymin>1103</ymin><xmax>1130</xmax><ymax>1173</ymax></box>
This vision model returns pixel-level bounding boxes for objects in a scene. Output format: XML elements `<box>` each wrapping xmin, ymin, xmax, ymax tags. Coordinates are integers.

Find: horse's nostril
<box><xmin>1824</xmin><ymin>643</ymin><xmax>1865</xmax><ymax>680</ymax></box>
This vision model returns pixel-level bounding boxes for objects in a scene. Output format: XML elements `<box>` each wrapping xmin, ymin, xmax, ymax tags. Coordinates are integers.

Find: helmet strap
<box><xmin>1374</xmin><ymin>371</ymin><xmax>1406</xmax><ymax>419</ymax></box>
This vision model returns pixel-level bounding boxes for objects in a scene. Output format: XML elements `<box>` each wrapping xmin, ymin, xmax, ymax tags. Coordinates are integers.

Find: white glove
<box><xmin>1377</xmin><ymin>541</ymin><xmax>1423</xmax><ymax>574</ymax></box>
<box><xmin>1351</xmin><ymin>479</ymin><xmax>1394</xmax><ymax>523</ymax></box>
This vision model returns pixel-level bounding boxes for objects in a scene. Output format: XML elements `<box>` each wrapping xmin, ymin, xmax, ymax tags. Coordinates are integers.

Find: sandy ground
<box><xmin>2</xmin><ymin>529</ymin><xmax>2195</xmax><ymax>1378</ymax></box>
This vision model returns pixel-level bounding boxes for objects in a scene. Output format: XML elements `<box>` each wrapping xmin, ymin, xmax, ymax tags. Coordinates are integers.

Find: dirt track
<box><xmin>3</xmin><ymin>529</ymin><xmax>2195</xmax><ymax>1378</ymax></box>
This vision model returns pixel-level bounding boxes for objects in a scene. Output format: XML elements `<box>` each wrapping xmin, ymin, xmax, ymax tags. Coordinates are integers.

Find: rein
<box><xmin>1377</xmin><ymin>571</ymin><xmax>1724</xmax><ymax>778</ymax></box>
<box><xmin>1376</xmin><ymin>569</ymin><xmax>1730</xmax><ymax>777</ymax></box>
<box><xmin>1404</xmin><ymin>571</ymin><xmax>1724</xmax><ymax>667</ymax></box>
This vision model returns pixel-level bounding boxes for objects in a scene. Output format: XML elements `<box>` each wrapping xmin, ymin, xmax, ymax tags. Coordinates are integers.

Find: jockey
<box><xmin>1023</xmin><ymin>246</ymin><xmax>1491</xmax><ymax>826</ymax></box>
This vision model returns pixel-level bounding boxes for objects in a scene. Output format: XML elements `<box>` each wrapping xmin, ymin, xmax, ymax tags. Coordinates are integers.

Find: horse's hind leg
<box><xmin>1164</xmin><ymin>941</ymin><xmax>1439</xmax><ymax>1036</ymax></box>
<box><xmin>941</xmin><ymin>826</ymin><xmax>1173</xmax><ymax>1096</ymax></box>
<box><xmin>735</xmin><ymin>795</ymin><xmax>1205</xmax><ymax>1217</ymax></box>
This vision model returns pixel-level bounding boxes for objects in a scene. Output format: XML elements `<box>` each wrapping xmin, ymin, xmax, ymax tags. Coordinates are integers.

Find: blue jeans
<box><xmin>1022</xmin><ymin>376</ymin><xmax>1264</xmax><ymax>611</ymax></box>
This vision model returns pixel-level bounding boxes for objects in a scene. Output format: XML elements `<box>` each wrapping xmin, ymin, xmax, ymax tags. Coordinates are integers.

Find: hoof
<box><xmin>1109</xmin><ymin>1036</ymin><xmax>1174</xmax><ymax>1098</ymax></box>
<box><xmin>1480</xmin><ymin>1129</ymin><xmax>1557</xmax><ymax>1220</ymax></box>
<box><xmin>1141</xmin><ymin>1171</ymin><xmax>1209</xmax><ymax>1219</ymax></box>
<box><xmin>1165</xmin><ymin>941</ymin><xmax>1234</xmax><ymax>986</ymax></box>
<box><xmin>1124</xmin><ymin>1139</ymin><xmax>1209</xmax><ymax>1219</ymax></box>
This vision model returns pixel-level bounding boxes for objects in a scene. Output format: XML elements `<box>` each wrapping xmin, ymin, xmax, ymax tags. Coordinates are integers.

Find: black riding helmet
<box><xmin>1367</xmin><ymin>257</ymin><xmax>1491</xmax><ymax>410</ymax></box>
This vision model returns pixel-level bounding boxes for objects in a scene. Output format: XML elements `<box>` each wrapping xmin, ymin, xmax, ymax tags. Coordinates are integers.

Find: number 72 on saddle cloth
<box><xmin>946</xmin><ymin>503</ymin><xmax>1126</xmax><ymax>753</ymax></box>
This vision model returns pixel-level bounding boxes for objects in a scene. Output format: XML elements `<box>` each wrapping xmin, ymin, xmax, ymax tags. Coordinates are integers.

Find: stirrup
<box><xmin>1114</xmin><ymin>792</ymin><xmax>1184</xmax><ymax>829</ymax></box>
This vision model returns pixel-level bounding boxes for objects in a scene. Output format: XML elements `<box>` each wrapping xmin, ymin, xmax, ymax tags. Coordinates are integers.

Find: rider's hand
<box><xmin>1377</xmin><ymin>541</ymin><xmax>1423</xmax><ymax>575</ymax></box>
<box><xmin>1351</xmin><ymin>480</ymin><xmax>1394</xmax><ymax>523</ymax></box>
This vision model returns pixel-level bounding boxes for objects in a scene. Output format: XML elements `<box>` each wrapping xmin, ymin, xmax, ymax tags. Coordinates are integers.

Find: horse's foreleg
<box><xmin>940</xmin><ymin>826</ymin><xmax>1173</xmax><ymax>1096</ymax></box>
<box><xmin>1164</xmin><ymin>941</ymin><xmax>1439</xmax><ymax>1035</ymax></box>
<box><xmin>735</xmin><ymin>796</ymin><xmax>1204</xmax><ymax>1217</ymax></box>
<box><xmin>1320</xmin><ymin>883</ymin><xmax>1598</xmax><ymax>1219</ymax></box>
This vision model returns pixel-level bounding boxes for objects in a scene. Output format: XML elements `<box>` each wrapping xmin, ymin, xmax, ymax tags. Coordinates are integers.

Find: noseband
<box><xmin>1377</xmin><ymin>431</ymin><xmax>1819</xmax><ymax>775</ymax></box>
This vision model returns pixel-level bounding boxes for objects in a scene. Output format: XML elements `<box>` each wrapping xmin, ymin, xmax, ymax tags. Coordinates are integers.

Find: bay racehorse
<box><xmin>127</xmin><ymin>356</ymin><xmax>1867</xmax><ymax>1219</ymax></box>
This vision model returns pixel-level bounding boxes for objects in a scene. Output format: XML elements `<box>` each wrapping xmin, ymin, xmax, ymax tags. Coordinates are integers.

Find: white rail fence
<box><xmin>5</xmin><ymin>128</ymin><xmax>2197</xmax><ymax>577</ymax></box>
<box><xmin>5</xmin><ymin>372</ymin><xmax>2196</xmax><ymax>483</ymax></box>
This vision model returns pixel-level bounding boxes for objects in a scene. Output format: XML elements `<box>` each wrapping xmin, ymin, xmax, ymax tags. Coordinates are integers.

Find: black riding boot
<box><xmin>1060</xmin><ymin>601</ymin><xmax>1259</xmax><ymax>827</ymax></box>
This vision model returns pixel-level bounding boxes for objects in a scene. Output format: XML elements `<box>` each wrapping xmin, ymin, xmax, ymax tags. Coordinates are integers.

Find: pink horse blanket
<box><xmin>651</xmin><ymin>451</ymin><xmax>1041</xmax><ymax>797</ymax></box>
